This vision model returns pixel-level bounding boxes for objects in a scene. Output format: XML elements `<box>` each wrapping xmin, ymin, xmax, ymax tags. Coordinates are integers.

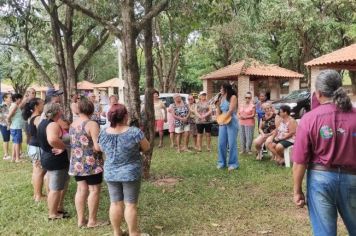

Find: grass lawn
<box><xmin>0</xmin><ymin>136</ymin><xmax>348</xmax><ymax>236</ymax></box>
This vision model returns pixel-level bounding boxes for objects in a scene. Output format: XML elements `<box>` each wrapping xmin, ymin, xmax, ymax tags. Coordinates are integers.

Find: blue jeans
<box><xmin>217</xmin><ymin>117</ymin><xmax>239</xmax><ymax>169</ymax></box>
<box><xmin>307</xmin><ymin>170</ymin><xmax>356</xmax><ymax>236</ymax></box>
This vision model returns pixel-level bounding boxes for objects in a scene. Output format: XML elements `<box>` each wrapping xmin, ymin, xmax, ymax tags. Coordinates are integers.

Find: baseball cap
<box><xmin>199</xmin><ymin>91</ymin><xmax>207</xmax><ymax>96</ymax></box>
<box><xmin>46</xmin><ymin>88</ymin><xmax>63</xmax><ymax>97</ymax></box>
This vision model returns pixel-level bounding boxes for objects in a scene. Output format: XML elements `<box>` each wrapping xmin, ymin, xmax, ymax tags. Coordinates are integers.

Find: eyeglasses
<box><xmin>245</xmin><ymin>97</ymin><xmax>251</xmax><ymax>99</ymax></box>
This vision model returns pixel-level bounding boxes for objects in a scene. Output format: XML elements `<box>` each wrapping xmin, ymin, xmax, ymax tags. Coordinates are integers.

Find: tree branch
<box><xmin>75</xmin><ymin>30</ymin><xmax>110</xmax><ymax>76</ymax></box>
<box><xmin>59</xmin><ymin>0</ymin><xmax>122</xmax><ymax>38</ymax></box>
<box><xmin>73</xmin><ymin>24</ymin><xmax>96</xmax><ymax>52</ymax></box>
<box><xmin>135</xmin><ymin>0</ymin><xmax>169</xmax><ymax>32</ymax></box>
<box><xmin>40</xmin><ymin>0</ymin><xmax>68</xmax><ymax>33</ymax></box>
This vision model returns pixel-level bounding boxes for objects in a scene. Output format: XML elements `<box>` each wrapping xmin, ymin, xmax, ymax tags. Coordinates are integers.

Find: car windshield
<box><xmin>284</xmin><ymin>90</ymin><xmax>309</xmax><ymax>99</ymax></box>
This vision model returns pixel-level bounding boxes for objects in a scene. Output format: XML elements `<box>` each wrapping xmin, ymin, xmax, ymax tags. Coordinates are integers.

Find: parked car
<box><xmin>272</xmin><ymin>89</ymin><xmax>311</xmax><ymax>119</ymax></box>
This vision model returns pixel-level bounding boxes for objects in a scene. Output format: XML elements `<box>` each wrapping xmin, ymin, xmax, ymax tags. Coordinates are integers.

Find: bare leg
<box><xmin>3</xmin><ymin>142</ymin><xmax>9</xmax><ymax>157</ymax></box>
<box><xmin>124</xmin><ymin>203</ymin><xmax>140</xmax><ymax>236</ymax></box>
<box><xmin>267</xmin><ymin>143</ymin><xmax>278</xmax><ymax>161</ymax></box>
<box><xmin>206</xmin><ymin>133</ymin><xmax>211</xmax><ymax>151</ymax></box>
<box><xmin>176</xmin><ymin>133</ymin><xmax>181</xmax><ymax>152</ymax></box>
<box><xmin>275</xmin><ymin>144</ymin><xmax>285</xmax><ymax>164</ymax></box>
<box><xmin>110</xmin><ymin>201</ymin><xmax>124</xmax><ymax>236</ymax></box>
<box><xmin>197</xmin><ymin>133</ymin><xmax>202</xmax><ymax>151</ymax></box>
<box><xmin>169</xmin><ymin>132</ymin><xmax>175</xmax><ymax>148</ymax></box>
<box><xmin>75</xmin><ymin>181</ymin><xmax>89</xmax><ymax>227</ymax></box>
<box><xmin>48</xmin><ymin>190</ymin><xmax>61</xmax><ymax>217</ymax></box>
<box><xmin>57</xmin><ymin>178</ymin><xmax>69</xmax><ymax>212</ymax></box>
<box><xmin>12</xmin><ymin>143</ymin><xmax>21</xmax><ymax>162</ymax></box>
<box><xmin>193</xmin><ymin>135</ymin><xmax>198</xmax><ymax>149</ymax></box>
<box><xmin>183</xmin><ymin>131</ymin><xmax>189</xmax><ymax>150</ymax></box>
<box><xmin>33</xmin><ymin>165</ymin><xmax>47</xmax><ymax>201</ymax></box>
<box><xmin>158</xmin><ymin>131</ymin><xmax>163</xmax><ymax>148</ymax></box>
<box><xmin>87</xmin><ymin>184</ymin><xmax>101</xmax><ymax>227</ymax></box>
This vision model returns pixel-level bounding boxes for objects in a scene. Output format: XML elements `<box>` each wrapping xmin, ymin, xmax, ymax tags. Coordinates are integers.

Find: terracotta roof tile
<box><xmin>77</xmin><ymin>81</ymin><xmax>96</xmax><ymax>90</ymax></box>
<box><xmin>201</xmin><ymin>59</ymin><xmax>303</xmax><ymax>80</ymax></box>
<box><xmin>93</xmin><ymin>78</ymin><xmax>124</xmax><ymax>88</ymax></box>
<box><xmin>305</xmin><ymin>43</ymin><xmax>356</xmax><ymax>67</ymax></box>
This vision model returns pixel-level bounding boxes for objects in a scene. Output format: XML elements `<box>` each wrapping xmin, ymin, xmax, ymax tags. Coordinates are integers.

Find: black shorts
<box><xmin>196</xmin><ymin>123</ymin><xmax>212</xmax><ymax>134</ymax></box>
<box><xmin>274</xmin><ymin>140</ymin><xmax>293</xmax><ymax>148</ymax></box>
<box><xmin>74</xmin><ymin>172</ymin><xmax>103</xmax><ymax>185</ymax></box>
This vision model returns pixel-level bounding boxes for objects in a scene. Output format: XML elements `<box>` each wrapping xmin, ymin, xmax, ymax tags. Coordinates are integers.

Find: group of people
<box><xmin>0</xmin><ymin>88</ymin><xmax>150</xmax><ymax>236</ymax></box>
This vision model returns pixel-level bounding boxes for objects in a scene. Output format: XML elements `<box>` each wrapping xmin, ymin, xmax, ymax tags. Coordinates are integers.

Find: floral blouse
<box><xmin>0</xmin><ymin>103</ymin><xmax>9</xmax><ymax>126</ymax></box>
<box><xmin>69</xmin><ymin>120</ymin><xmax>103</xmax><ymax>176</ymax></box>
<box><xmin>173</xmin><ymin>103</ymin><xmax>189</xmax><ymax>128</ymax></box>
<box><xmin>98</xmin><ymin>127</ymin><xmax>144</xmax><ymax>182</ymax></box>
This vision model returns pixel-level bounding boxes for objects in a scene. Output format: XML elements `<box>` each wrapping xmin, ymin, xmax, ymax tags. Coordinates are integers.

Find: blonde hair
<box><xmin>44</xmin><ymin>103</ymin><xmax>62</xmax><ymax>119</ymax></box>
<box><xmin>262</xmin><ymin>102</ymin><xmax>272</xmax><ymax>109</ymax></box>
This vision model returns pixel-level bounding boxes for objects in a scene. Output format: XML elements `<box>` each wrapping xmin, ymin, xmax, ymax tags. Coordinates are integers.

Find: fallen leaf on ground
<box><xmin>154</xmin><ymin>225</ymin><xmax>163</xmax><ymax>230</ymax></box>
<box><xmin>211</xmin><ymin>223</ymin><xmax>221</xmax><ymax>227</ymax></box>
<box><xmin>258</xmin><ymin>230</ymin><xmax>272</xmax><ymax>234</ymax></box>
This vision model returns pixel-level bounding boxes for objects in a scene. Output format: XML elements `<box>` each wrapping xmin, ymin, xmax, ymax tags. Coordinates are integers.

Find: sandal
<box><xmin>86</xmin><ymin>220</ymin><xmax>110</xmax><ymax>228</ymax></box>
<box><xmin>48</xmin><ymin>214</ymin><xmax>65</xmax><ymax>221</ymax></box>
<box><xmin>57</xmin><ymin>210</ymin><xmax>70</xmax><ymax>218</ymax></box>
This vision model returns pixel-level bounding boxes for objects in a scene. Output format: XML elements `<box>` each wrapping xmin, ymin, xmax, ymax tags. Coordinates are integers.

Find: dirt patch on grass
<box><xmin>151</xmin><ymin>176</ymin><xmax>182</xmax><ymax>187</ymax></box>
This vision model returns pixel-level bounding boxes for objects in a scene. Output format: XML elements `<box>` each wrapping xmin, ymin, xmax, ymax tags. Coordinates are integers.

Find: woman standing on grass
<box><xmin>99</xmin><ymin>103</ymin><xmax>150</xmax><ymax>236</ymax></box>
<box><xmin>38</xmin><ymin>103</ymin><xmax>69</xmax><ymax>220</ymax></box>
<box><xmin>153</xmin><ymin>90</ymin><xmax>166</xmax><ymax>148</ymax></box>
<box><xmin>187</xmin><ymin>94</ymin><xmax>198</xmax><ymax>150</ymax></box>
<box><xmin>237</xmin><ymin>92</ymin><xmax>256</xmax><ymax>154</ymax></box>
<box><xmin>6</xmin><ymin>94</ymin><xmax>24</xmax><ymax>162</ymax></box>
<box><xmin>171</xmin><ymin>94</ymin><xmax>191</xmax><ymax>153</ymax></box>
<box><xmin>0</xmin><ymin>93</ymin><xmax>12</xmax><ymax>160</ymax></box>
<box><xmin>22</xmin><ymin>98</ymin><xmax>47</xmax><ymax>202</ymax></box>
<box><xmin>69</xmin><ymin>99</ymin><xmax>106</xmax><ymax>228</ymax></box>
<box><xmin>194</xmin><ymin>91</ymin><xmax>212</xmax><ymax>152</ymax></box>
<box><xmin>216</xmin><ymin>83</ymin><xmax>239</xmax><ymax>171</ymax></box>
<box><xmin>167</xmin><ymin>103</ymin><xmax>176</xmax><ymax>148</ymax></box>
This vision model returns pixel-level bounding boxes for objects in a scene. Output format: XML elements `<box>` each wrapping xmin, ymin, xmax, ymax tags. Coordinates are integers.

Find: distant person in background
<box><xmin>22</xmin><ymin>98</ymin><xmax>46</xmax><ymax>202</ymax></box>
<box><xmin>70</xmin><ymin>93</ymin><xmax>80</xmax><ymax>121</ymax></box>
<box><xmin>171</xmin><ymin>94</ymin><xmax>191</xmax><ymax>153</ymax></box>
<box><xmin>267</xmin><ymin>105</ymin><xmax>297</xmax><ymax>165</ymax></box>
<box><xmin>187</xmin><ymin>94</ymin><xmax>198</xmax><ymax>150</ymax></box>
<box><xmin>253</xmin><ymin>102</ymin><xmax>276</xmax><ymax>160</ymax></box>
<box><xmin>0</xmin><ymin>93</ymin><xmax>12</xmax><ymax>160</ymax></box>
<box><xmin>167</xmin><ymin>103</ymin><xmax>176</xmax><ymax>148</ymax></box>
<box><xmin>38</xmin><ymin>103</ymin><xmax>70</xmax><ymax>220</ymax></box>
<box><xmin>238</xmin><ymin>92</ymin><xmax>256</xmax><ymax>154</ymax></box>
<box><xmin>99</xmin><ymin>103</ymin><xmax>150</xmax><ymax>236</ymax></box>
<box><xmin>216</xmin><ymin>83</ymin><xmax>239</xmax><ymax>171</ymax></box>
<box><xmin>102</xmin><ymin>95</ymin><xmax>119</xmax><ymax>129</ymax></box>
<box><xmin>194</xmin><ymin>91</ymin><xmax>212</xmax><ymax>152</ymax></box>
<box><xmin>6</xmin><ymin>94</ymin><xmax>24</xmax><ymax>162</ymax></box>
<box><xmin>293</xmin><ymin>69</ymin><xmax>356</xmax><ymax>236</ymax></box>
<box><xmin>153</xmin><ymin>90</ymin><xmax>166</xmax><ymax>148</ymax></box>
<box><xmin>255</xmin><ymin>92</ymin><xmax>268</xmax><ymax>127</ymax></box>
<box><xmin>88</xmin><ymin>93</ymin><xmax>102</xmax><ymax>124</ymax></box>
<box><xmin>69</xmin><ymin>99</ymin><xmax>106</xmax><ymax>228</ymax></box>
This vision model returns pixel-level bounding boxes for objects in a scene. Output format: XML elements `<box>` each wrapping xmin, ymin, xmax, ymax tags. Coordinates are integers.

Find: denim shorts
<box><xmin>0</xmin><ymin>125</ymin><xmax>10</xmax><ymax>142</ymax></box>
<box><xmin>10</xmin><ymin>129</ymin><xmax>22</xmax><ymax>144</ymax></box>
<box><xmin>47</xmin><ymin>169</ymin><xmax>69</xmax><ymax>191</ymax></box>
<box><xmin>28</xmin><ymin>145</ymin><xmax>42</xmax><ymax>168</ymax></box>
<box><xmin>107</xmin><ymin>181</ymin><xmax>141</xmax><ymax>203</ymax></box>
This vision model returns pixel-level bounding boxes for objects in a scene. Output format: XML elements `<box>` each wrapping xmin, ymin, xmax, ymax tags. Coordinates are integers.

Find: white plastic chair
<box><xmin>284</xmin><ymin>146</ymin><xmax>293</xmax><ymax>168</ymax></box>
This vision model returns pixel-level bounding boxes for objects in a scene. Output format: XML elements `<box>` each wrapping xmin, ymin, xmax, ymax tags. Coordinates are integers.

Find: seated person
<box><xmin>266</xmin><ymin>105</ymin><xmax>297</xmax><ymax>165</ymax></box>
<box><xmin>253</xmin><ymin>102</ymin><xmax>276</xmax><ymax>160</ymax></box>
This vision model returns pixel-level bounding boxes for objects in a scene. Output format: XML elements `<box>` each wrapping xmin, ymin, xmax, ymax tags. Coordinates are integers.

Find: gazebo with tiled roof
<box><xmin>305</xmin><ymin>43</ymin><xmax>356</xmax><ymax>94</ymax></box>
<box><xmin>201</xmin><ymin>59</ymin><xmax>303</xmax><ymax>103</ymax></box>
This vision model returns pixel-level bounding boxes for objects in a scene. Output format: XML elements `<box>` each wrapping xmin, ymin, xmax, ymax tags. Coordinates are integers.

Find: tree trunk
<box><xmin>142</xmin><ymin>0</ymin><xmax>155</xmax><ymax>179</ymax></box>
<box><xmin>121</xmin><ymin>0</ymin><xmax>141</xmax><ymax>126</ymax></box>
<box><xmin>350</xmin><ymin>71</ymin><xmax>356</xmax><ymax>95</ymax></box>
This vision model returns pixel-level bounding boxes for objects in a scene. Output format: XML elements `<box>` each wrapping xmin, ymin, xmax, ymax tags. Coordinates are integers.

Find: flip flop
<box><xmin>57</xmin><ymin>211</ymin><xmax>70</xmax><ymax>218</ymax></box>
<box><xmin>86</xmin><ymin>220</ymin><xmax>110</xmax><ymax>228</ymax></box>
<box><xmin>48</xmin><ymin>214</ymin><xmax>65</xmax><ymax>221</ymax></box>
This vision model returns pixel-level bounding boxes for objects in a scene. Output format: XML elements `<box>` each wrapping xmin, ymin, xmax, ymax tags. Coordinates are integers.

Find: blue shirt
<box><xmin>98</xmin><ymin>126</ymin><xmax>144</xmax><ymax>182</ymax></box>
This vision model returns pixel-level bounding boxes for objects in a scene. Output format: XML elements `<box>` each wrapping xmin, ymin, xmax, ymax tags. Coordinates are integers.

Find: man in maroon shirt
<box><xmin>293</xmin><ymin>70</ymin><xmax>356</xmax><ymax>236</ymax></box>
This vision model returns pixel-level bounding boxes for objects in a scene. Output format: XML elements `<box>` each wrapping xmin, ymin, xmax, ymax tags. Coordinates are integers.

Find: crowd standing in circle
<box><xmin>1</xmin><ymin>69</ymin><xmax>354</xmax><ymax>235</ymax></box>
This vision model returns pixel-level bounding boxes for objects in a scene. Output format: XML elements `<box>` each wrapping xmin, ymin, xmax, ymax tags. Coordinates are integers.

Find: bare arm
<box><xmin>245</xmin><ymin>105</ymin><xmax>256</xmax><ymax>119</ymax></box>
<box><xmin>87</xmin><ymin>121</ymin><xmax>101</xmax><ymax>152</ymax></box>
<box><xmin>140</xmin><ymin>137</ymin><xmax>150</xmax><ymax>152</ymax></box>
<box><xmin>6</xmin><ymin>104</ymin><xmax>17</xmax><ymax>121</ymax></box>
<box><xmin>47</xmin><ymin>122</ymin><xmax>66</xmax><ymax>150</ymax></box>
<box><xmin>293</xmin><ymin>163</ymin><xmax>307</xmax><ymax>207</ymax></box>
<box><xmin>258</xmin><ymin>120</ymin><xmax>265</xmax><ymax>135</ymax></box>
<box><xmin>226</xmin><ymin>95</ymin><xmax>237</xmax><ymax>117</ymax></box>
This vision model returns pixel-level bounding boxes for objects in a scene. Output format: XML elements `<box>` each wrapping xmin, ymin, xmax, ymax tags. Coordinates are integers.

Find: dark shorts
<box><xmin>74</xmin><ymin>172</ymin><xmax>103</xmax><ymax>185</ymax></box>
<box><xmin>48</xmin><ymin>168</ymin><xmax>69</xmax><ymax>191</ymax></box>
<box><xmin>276</xmin><ymin>140</ymin><xmax>293</xmax><ymax>148</ymax></box>
<box><xmin>107</xmin><ymin>181</ymin><xmax>141</xmax><ymax>204</ymax></box>
<box><xmin>10</xmin><ymin>129</ymin><xmax>22</xmax><ymax>144</ymax></box>
<box><xmin>0</xmin><ymin>125</ymin><xmax>10</xmax><ymax>142</ymax></box>
<box><xmin>196</xmin><ymin>123</ymin><xmax>212</xmax><ymax>134</ymax></box>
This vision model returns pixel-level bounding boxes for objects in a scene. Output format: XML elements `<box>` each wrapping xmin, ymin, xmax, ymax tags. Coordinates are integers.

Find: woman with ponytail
<box><xmin>292</xmin><ymin>69</ymin><xmax>356</xmax><ymax>235</ymax></box>
<box><xmin>22</xmin><ymin>98</ymin><xmax>47</xmax><ymax>202</ymax></box>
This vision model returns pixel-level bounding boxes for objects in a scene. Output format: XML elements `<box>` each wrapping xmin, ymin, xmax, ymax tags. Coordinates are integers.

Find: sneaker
<box><xmin>3</xmin><ymin>155</ymin><xmax>11</xmax><ymax>160</ymax></box>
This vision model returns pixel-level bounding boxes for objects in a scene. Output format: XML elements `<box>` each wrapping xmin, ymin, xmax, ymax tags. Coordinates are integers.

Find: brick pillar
<box><xmin>310</xmin><ymin>67</ymin><xmax>322</xmax><ymax>94</ymax></box>
<box><xmin>203</xmin><ymin>79</ymin><xmax>214</xmax><ymax>99</ymax></box>
<box><xmin>237</xmin><ymin>75</ymin><xmax>250</xmax><ymax>105</ymax></box>
<box><xmin>108</xmin><ymin>87</ymin><xmax>114</xmax><ymax>96</ymax></box>
<box><xmin>289</xmin><ymin>78</ymin><xmax>300</xmax><ymax>93</ymax></box>
<box><xmin>269</xmin><ymin>77</ymin><xmax>280</xmax><ymax>100</ymax></box>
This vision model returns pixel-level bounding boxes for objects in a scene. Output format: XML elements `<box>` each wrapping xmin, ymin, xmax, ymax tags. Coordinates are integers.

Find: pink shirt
<box><xmin>239</xmin><ymin>103</ymin><xmax>255</xmax><ymax>126</ymax></box>
<box><xmin>293</xmin><ymin>103</ymin><xmax>356</xmax><ymax>169</ymax></box>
